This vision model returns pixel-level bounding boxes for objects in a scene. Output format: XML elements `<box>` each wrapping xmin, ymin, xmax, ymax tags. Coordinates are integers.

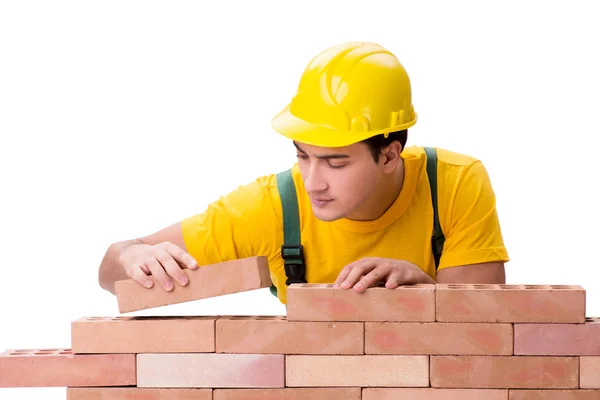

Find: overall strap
<box><xmin>424</xmin><ymin>147</ymin><xmax>445</xmax><ymax>270</ymax></box>
<box><xmin>270</xmin><ymin>168</ymin><xmax>307</xmax><ymax>298</ymax></box>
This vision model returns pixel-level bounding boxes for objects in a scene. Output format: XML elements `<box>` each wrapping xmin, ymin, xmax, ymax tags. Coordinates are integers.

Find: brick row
<box><xmin>285</xmin><ymin>283</ymin><xmax>585</xmax><ymax>323</ymax></box>
<box><xmin>3</xmin><ymin>352</ymin><xmax>600</xmax><ymax>389</ymax></box>
<box><xmin>4</xmin><ymin>351</ymin><xmax>598</xmax><ymax>389</ymax></box>
<box><xmin>65</xmin><ymin>388</ymin><xmax>600</xmax><ymax>400</ymax></box>
<box><xmin>71</xmin><ymin>315</ymin><xmax>600</xmax><ymax>357</ymax></box>
<box><xmin>71</xmin><ymin>315</ymin><xmax>521</xmax><ymax>356</ymax></box>
<box><xmin>130</xmin><ymin>354</ymin><xmax>599</xmax><ymax>389</ymax></box>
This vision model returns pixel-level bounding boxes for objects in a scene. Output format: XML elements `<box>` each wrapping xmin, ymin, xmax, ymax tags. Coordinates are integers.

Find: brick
<box><xmin>0</xmin><ymin>348</ymin><xmax>135</xmax><ymax>387</ymax></box>
<box><xmin>286</xmin><ymin>355</ymin><xmax>428</xmax><ymax>387</ymax></box>
<box><xmin>580</xmin><ymin>357</ymin><xmax>600</xmax><ymax>388</ymax></box>
<box><xmin>514</xmin><ymin>318</ymin><xmax>600</xmax><ymax>355</ymax></box>
<box><xmin>214</xmin><ymin>388</ymin><xmax>361</xmax><ymax>400</ymax></box>
<box><xmin>431</xmin><ymin>356</ymin><xmax>579</xmax><ymax>388</ymax></box>
<box><xmin>366</xmin><ymin>322</ymin><xmax>512</xmax><ymax>355</ymax></box>
<box><xmin>286</xmin><ymin>283</ymin><xmax>435</xmax><ymax>321</ymax></box>
<box><xmin>509</xmin><ymin>389</ymin><xmax>600</xmax><ymax>399</ymax></box>
<box><xmin>216</xmin><ymin>316</ymin><xmax>363</xmax><ymax>354</ymax></box>
<box><xmin>436</xmin><ymin>284</ymin><xmax>585</xmax><ymax>323</ymax></box>
<box><xmin>363</xmin><ymin>388</ymin><xmax>508</xmax><ymax>400</ymax></box>
<box><xmin>115</xmin><ymin>256</ymin><xmax>271</xmax><ymax>312</ymax></box>
<box><xmin>137</xmin><ymin>353</ymin><xmax>284</xmax><ymax>388</ymax></box>
<box><xmin>72</xmin><ymin>316</ymin><xmax>216</xmax><ymax>353</ymax></box>
<box><xmin>67</xmin><ymin>388</ymin><xmax>211</xmax><ymax>400</ymax></box>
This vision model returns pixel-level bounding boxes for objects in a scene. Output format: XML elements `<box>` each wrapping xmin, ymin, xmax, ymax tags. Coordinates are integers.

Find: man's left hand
<box><xmin>333</xmin><ymin>257</ymin><xmax>436</xmax><ymax>293</ymax></box>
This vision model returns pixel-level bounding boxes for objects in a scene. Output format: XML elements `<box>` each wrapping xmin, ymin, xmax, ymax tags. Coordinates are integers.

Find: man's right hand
<box><xmin>118</xmin><ymin>241</ymin><xmax>198</xmax><ymax>291</ymax></box>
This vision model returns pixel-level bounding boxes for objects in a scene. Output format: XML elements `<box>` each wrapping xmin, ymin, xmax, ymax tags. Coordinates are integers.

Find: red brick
<box><xmin>363</xmin><ymin>388</ymin><xmax>508</xmax><ymax>400</ymax></box>
<box><xmin>431</xmin><ymin>356</ymin><xmax>579</xmax><ymax>388</ymax></box>
<box><xmin>514</xmin><ymin>318</ymin><xmax>600</xmax><ymax>355</ymax></box>
<box><xmin>286</xmin><ymin>355</ymin><xmax>428</xmax><ymax>387</ymax></box>
<box><xmin>286</xmin><ymin>283</ymin><xmax>435</xmax><ymax>321</ymax></box>
<box><xmin>137</xmin><ymin>353</ymin><xmax>284</xmax><ymax>388</ymax></box>
<box><xmin>509</xmin><ymin>389</ymin><xmax>600</xmax><ymax>399</ymax></box>
<box><xmin>115</xmin><ymin>256</ymin><xmax>271</xmax><ymax>312</ymax></box>
<box><xmin>214</xmin><ymin>388</ymin><xmax>361</xmax><ymax>400</ymax></box>
<box><xmin>67</xmin><ymin>388</ymin><xmax>211</xmax><ymax>400</ymax></box>
<box><xmin>216</xmin><ymin>316</ymin><xmax>363</xmax><ymax>354</ymax></box>
<box><xmin>366</xmin><ymin>322</ymin><xmax>512</xmax><ymax>355</ymax></box>
<box><xmin>72</xmin><ymin>316</ymin><xmax>216</xmax><ymax>353</ymax></box>
<box><xmin>580</xmin><ymin>357</ymin><xmax>600</xmax><ymax>388</ymax></box>
<box><xmin>436</xmin><ymin>284</ymin><xmax>585</xmax><ymax>323</ymax></box>
<box><xmin>0</xmin><ymin>348</ymin><xmax>135</xmax><ymax>387</ymax></box>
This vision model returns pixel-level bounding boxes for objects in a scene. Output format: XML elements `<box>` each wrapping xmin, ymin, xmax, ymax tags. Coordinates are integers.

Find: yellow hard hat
<box><xmin>272</xmin><ymin>41</ymin><xmax>417</xmax><ymax>148</ymax></box>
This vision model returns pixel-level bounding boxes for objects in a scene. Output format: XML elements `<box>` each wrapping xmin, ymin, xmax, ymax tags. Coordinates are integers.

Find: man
<box><xmin>98</xmin><ymin>42</ymin><xmax>509</xmax><ymax>304</ymax></box>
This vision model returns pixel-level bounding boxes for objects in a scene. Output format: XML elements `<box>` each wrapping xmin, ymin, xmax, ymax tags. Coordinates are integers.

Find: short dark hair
<box><xmin>361</xmin><ymin>129</ymin><xmax>408</xmax><ymax>163</ymax></box>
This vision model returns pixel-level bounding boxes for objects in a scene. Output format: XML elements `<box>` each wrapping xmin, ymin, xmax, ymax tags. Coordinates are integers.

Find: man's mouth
<box><xmin>310</xmin><ymin>197</ymin><xmax>333</xmax><ymax>207</ymax></box>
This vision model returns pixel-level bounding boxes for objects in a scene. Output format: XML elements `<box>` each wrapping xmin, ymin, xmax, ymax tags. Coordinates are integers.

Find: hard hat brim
<box><xmin>272</xmin><ymin>105</ymin><xmax>417</xmax><ymax>148</ymax></box>
<box><xmin>273</xmin><ymin>106</ymin><xmax>387</xmax><ymax>148</ymax></box>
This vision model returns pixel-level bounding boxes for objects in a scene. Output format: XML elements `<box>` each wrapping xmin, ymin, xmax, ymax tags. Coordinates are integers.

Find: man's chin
<box><xmin>312</xmin><ymin>208</ymin><xmax>345</xmax><ymax>222</ymax></box>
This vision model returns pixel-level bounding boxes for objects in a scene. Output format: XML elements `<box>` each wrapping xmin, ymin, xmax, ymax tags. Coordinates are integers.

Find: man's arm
<box><xmin>434</xmin><ymin>158</ymin><xmax>510</xmax><ymax>281</ymax></box>
<box><xmin>99</xmin><ymin>174</ymin><xmax>282</xmax><ymax>295</ymax></box>
<box><xmin>435</xmin><ymin>261</ymin><xmax>506</xmax><ymax>284</ymax></box>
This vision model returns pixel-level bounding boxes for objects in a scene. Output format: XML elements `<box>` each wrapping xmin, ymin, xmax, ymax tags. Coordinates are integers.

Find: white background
<box><xmin>1</xmin><ymin>0</ymin><xmax>599</xmax><ymax>398</ymax></box>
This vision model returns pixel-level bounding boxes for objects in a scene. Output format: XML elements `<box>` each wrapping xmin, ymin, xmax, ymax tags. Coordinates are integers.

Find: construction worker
<box><xmin>98</xmin><ymin>42</ymin><xmax>509</xmax><ymax>304</ymax></box>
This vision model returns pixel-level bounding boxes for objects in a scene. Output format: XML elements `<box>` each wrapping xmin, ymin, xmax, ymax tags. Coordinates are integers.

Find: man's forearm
<box><xmin>98</xmin><ymin>238</ymin><xmax>143</xmax><ymax>295</ymax></box>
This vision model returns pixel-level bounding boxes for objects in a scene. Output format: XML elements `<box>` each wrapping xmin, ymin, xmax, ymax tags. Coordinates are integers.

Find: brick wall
<box><xmin>1</xmin><ymin>257</ymin><xmax>599</xmax><ymax>399</ymax></box>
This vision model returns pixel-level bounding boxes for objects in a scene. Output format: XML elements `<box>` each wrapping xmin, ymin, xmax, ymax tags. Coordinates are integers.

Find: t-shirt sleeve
<box><xmin>180</xmin><ymin>176</ymin><xmax>282</xmax><ymax>267</ymax></box>
<box><xmin>437</xmin><ymin>160</ymin><xmax>510</xmax><ymax>270</ymax></box>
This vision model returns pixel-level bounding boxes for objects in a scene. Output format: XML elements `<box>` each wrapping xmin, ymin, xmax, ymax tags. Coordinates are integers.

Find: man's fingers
<box><xmin>145</xmin><ymin>258</ymin><xmax>174</xmax><ymax>291</ymax></box>
<box><xmin>385</xmin><ymin>273</ymin><xmax>402</xmax><ymax>289</ymax></box>
<box><xmin>156</xmin><ymin>253</ymin><xmax>189</xmax><ymax>286</ymax></box>
<box><xmin>165</xmin><ymin>242</ymin><xmax>198</xmax><ymax>270</ymax></box>
<box><xmin>353</xmin><ymin>267</ymin><xmax>388</xmax><ymax>292</ymax></box>
<box><xmin>342</xmin><ymin>261</ymin><xmax>376</xmax><ymax>290</ymax></box>
<box><xmin>333</xmin><ymin>265</ymin><xmax>353</xmax><ymax>288</ymax></box>
<box><xmin>130</xmin><ymin>265</ymin><xmax>153</xmax><ymax>288</ymax></box>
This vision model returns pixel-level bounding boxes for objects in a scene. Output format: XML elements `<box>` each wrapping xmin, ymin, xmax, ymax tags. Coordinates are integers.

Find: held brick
<box><xmin>67</xmin><ymin>388</ymin><xmax>211</xmax><ymax>400</ymax></box>
<box><xmin>72</xmin><ymin>316</ymin><xmax>216</xmax><ymax>353</ymax></box>
<box><xmin>580</xmin><ymin>357</ymin><xmax>600</xmax><ymax>388</ymax></box>
<box><xmin>514</xmin><ymin>318</ymin><xmax>600</xmax><ymax>355</ymax></box>
<box><xmin>214</xmin><ymin>388</ymin><xmax>361</xmax><ymax>400</ymax></box>
<box><xmin>216</xmin><ymin>316</ymin><xmax>363</xmax><ymax>354</ymax></box>
<box><xmin>0</xmin><ymin>348</ymin><xmax>135</xmax><ymax>387</ymax></box>
<box><xmin>286</xmin><ymin>355</ymin><xmax>429</xmax><ymax>387</ymax></box>
<box><xmin>286</xmin><ymin>283</ymin><xmax>435</xmax><ymax>321</ymax></box>
<box><xmin>431</xmin><ymin>356</ymin><xmax>579</xmax><ymax>389</ymax></box>
<box><xmin>363</xmin><ymin>388</ymin><xmax>508</xmax><ymax>400</ymax></box>
<box><xmin>366</xmin><ymin>322</ymin><xmax>512</xmax><ymax>355</ymax></box>
<box><xmin>115</xmin><ymin>256</ymin><xmax>271</xmax><ymax>313</ymax></box>
<box><xmin>509</xmin><ymin>389</ymin><xmax>600</xmax><ymax>399</ymax></box>
<box><xmin>436</xmin><ymin>284</ymin><xmax>585</xmax><ymax>323</ymax></box>
<box><xmin>137</xmin><ymin>353</ymin><xmax>284</xmax><ymax>388</ymax></box>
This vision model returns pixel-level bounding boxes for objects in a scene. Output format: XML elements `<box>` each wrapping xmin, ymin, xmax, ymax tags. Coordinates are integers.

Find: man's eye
<box><xmin>329</xmin><ymin>164</ymin><xmax>346</xmax><ymax>169</ymax></box>
<box><xmin>296</xmin><ymin>154</ymin><xmax>308</xmax><ymax>159</ymax></box>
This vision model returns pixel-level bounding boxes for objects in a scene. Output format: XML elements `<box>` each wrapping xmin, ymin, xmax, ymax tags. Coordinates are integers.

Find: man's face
<box><xmin>294</xmin><ymin>140</ymin><xmax>387</xmax><ymax>222</ymax></box>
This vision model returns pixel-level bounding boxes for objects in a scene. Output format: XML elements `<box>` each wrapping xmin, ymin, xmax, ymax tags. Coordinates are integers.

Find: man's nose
<box><xmin>304</xmin><ymin>165</ymin><xmax>328</xmax><ymax>193</ymax></box>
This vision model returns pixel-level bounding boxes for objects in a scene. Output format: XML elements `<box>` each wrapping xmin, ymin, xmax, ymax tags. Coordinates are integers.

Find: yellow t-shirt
<box><xmin>181</xmin><ymin>146</ymin><xmax>509</xmax><ymax>304</ymax></box>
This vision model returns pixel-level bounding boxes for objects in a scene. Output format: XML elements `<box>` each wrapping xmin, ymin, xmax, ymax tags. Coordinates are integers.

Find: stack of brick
<box><xmin>1</xmin><ymin>256</ymin><xmax>600</xmax><ymax>399</ymax></box>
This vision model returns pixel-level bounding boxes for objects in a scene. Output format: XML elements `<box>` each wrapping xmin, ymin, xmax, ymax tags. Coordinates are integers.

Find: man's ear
<box><xmin>381</xmin><ymin>141</ymin><xmax>403</xmax><ymax>169</ymax></box>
